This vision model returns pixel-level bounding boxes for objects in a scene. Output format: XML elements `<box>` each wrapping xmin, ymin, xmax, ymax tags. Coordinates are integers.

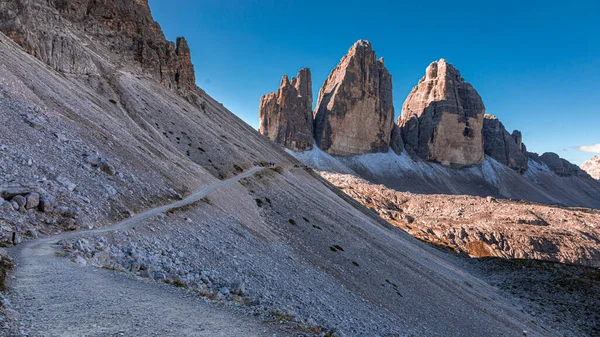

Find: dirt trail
<box><xmin>6</xmin><ymin>167</ymin><xmax>298</xmax><ymax>336</ymax></box>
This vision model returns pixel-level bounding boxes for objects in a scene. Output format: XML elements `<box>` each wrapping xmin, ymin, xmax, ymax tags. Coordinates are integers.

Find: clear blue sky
<box><xmin>148</xmin><ymin>0</ymin><xmax>599</xmax><ymax>165</ymax></box>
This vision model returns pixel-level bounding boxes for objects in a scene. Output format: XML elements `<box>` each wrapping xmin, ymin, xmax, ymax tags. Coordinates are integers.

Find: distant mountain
<box><xmin>582</xmin><ymin>155</ymin><xmax>600</xmax><ymax>180</ymax></box>
<box><xmin>259</xmin><ymin>41</ymin><xmax>600</xmax><ymax>209</ymax></box>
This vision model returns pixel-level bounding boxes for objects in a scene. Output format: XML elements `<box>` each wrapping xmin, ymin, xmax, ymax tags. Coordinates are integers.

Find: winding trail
<box><xmin>6</xmin><ymin>167</ymin><xmax>296</xmax><ymax>336</ymax></box>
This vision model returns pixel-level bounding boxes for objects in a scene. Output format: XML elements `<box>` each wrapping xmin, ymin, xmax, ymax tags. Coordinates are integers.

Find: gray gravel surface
<box><xmin>4</xmin><ymin>168</ymin><xmax>306</xmax><ymax>336</ymax></box>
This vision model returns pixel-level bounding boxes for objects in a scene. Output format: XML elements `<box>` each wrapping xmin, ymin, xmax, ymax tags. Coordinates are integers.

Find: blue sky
<box><xmin>148</xmin><ymin>0</ymin><xmax>599</xmax><ymax>165</ymax></box>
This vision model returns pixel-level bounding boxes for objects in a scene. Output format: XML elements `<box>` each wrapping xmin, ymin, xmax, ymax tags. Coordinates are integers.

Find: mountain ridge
<box><xmin>259</xmin><ymin>40</ymin><xmax>600</xmax><ymax>209</ymax></box>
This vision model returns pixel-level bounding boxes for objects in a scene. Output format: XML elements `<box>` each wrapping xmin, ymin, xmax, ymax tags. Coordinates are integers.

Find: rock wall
<box><xmin>313</xmin><ymin>40</ymin><xmax>394</xmax><ymax>156</ymax></box>
<box><xmin>259</xmin><ymin>68</ymin><xmax>314</xmax><ymax>151</ymax></box>
<box><xmin>398</xmin><ymin>59</ymin><xmax>485</xmax><ymax>167</ymax></box>
<box><xmin>482</xmin><ymin>114</ymin><xmax>528</xmax><ymax>173</ymax></box>
<box><xmin>0</xmin><ymin>0</ymin><xmax>197</xmax><ymax>99</ymax></box>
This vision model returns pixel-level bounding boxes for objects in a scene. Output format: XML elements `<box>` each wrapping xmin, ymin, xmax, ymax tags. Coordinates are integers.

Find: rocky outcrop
<box><xmin>322</xmin><ymin>171</ymin><xmax>600</xmax><ymax>267</ymax></box>
<box><xmin>582</xmin><ymin>156</ymin><xmax>600</xmax><ymax>180</ymax></box>
<box><xmin>0</xmin><ymin>0</ymin><xmax>197</xmax><ymax>98</ymax></box>
<box><xmin>313</xmin><ymin>40</ymin><xmax>394</xmax><ymax>156</ymax></box>
<box><xmin>529</xmin><ymin>152</ymin><xmax>589</xmax><ymax>177</ymax></box>
<box><xmin>259</xmin><ymin>68</ymin><xmax>313</xmax><ymax>151</ymax></box>
<box><xmin>389</xmin><ymin>124</ymin><xmax>404</xmax><ymax>155</ymax></box>
<box><xmin>398</xmin><ymin>59</ymin><xmax>485</xmax><ymax>167</ymax></box>
<box><xmin>482</xmin><ymin>114</ymin><xmax>528</xmax><ymax>173</ymax></box>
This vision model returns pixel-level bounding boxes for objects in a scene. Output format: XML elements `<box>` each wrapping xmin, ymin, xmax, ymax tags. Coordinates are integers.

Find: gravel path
<box><xmin>6</xmin><ymin>167</ymin><xmax>297</xmax><ymax>336</ymax></box>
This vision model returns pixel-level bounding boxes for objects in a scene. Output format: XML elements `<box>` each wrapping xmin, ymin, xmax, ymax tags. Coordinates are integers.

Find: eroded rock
<box><xmin>0</xmin><ymin>0</ymin><xmax>196</xmax><ymax>98</ymax></box>
<box><xmin>313</xmin><ymin>40</ymin><xmax>394</xmax><ymax>156</ymax></box>
<box><xmin>398</xmin><ymin>59</ymin><xmax>485</xmax><ymax>167</ymax></box>
<box><xmin>259</xmin><ymin>68</ymin><xmax>313</xmax><ymax>151</ymax></box>
<box><xmin>482</xmin><ymin>114</ymin><xmax>528</xmax><ymax>173</ymax></box>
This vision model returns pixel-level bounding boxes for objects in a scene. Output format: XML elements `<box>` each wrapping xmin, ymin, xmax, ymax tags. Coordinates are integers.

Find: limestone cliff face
<box><xmin>582</xmin><ymin>156</ymin><xmax>600</xmax><ymax>180</ymax></box>
<box><xmin>259</xmin><ymin>68</ymin><xmax>314</xmax><ymax>151</ymax></box>
<box><xmin>482</xmin><ymin>114</ymin><xmax>528</xmax><ymax>173</ymax></box>
<box><xmin>0</xmin><ymin>0</ymin><xmax>197</xmax><ymax>98</ymax></box>
<box><xmin>313</xmin><ymin>40</ymin><xmax>394</xmax><ymax>156</ymax></box>
<box><xmin>398</xmin><ymin>59</ymin><xmax>485</xmax><ymax>167</ymax></box>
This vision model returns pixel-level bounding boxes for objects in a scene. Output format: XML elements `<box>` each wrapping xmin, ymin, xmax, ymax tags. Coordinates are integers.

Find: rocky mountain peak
<box><xmin>313</xmin><ymin>39</ymin><xmax>394</xmax><ymax>156</ymax></box>
<box><xmin>259</xmin><ymin>68</ymin><xmax>314</xmax><ymax>151</ymax></box>
<box><xmin>582</xmin><ymin>155</ymin><xmax>600</xmax><ymax>180</ymax></box>
<box><xmin>0</xmin><ymin>0</ymin><xmax>197</xmax><ymax>101</ymax></box>
<box><xmin>399</xmin><ymin>58</ymin><xmax>485</xmax><ymax>167</ymax></box>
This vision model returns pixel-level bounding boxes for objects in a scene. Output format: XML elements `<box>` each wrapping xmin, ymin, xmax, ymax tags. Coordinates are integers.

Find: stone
<box><xmin>582</xmin><ymin>155</ymin><xmax>600</xmax><ymax>180</ymax></box>
<box><xmin>38</xmin><ymin>194</ymin><xmax>55</xmax><ymax>213</ymax></box>
<box><xmin>0</xmin><ymin>186</ymin><xmax>32</xmax><ymax>200</ymax></box>
<box><xmin>84</xmin><ymin>156</ymin><xmax>116</xmax><ymax>176</ymax></box>
<box><xmin>313</xmin><ymin>40</ymin><xmax>394</xmax><ymax>156</ymax></box>
<box><xmin>12</xmin><ymin>195</ymin><xmax>26</xmax><ymax>210</ymax></box>
<box><xmin>259</xmin><ymin>68</ymin><xmax>314</xmax><ymax>151</ymax></box>
<box><xmin>398</xmin><ymin>59</ymin><xmax>485</xmax><ymax>167</ymax></box>
<box><xmin>56</xmin><ymin>176</ymin><xmax>77</xmax><ymax>192</ymax></box>
<box><xmin>25</xmin><ymin>192</ymin><xmax>40</xmax><ymax>209</ymax></box>
<box><xmin>99</xmin><ymin>161</ymin><xmax>117</xmax><ymax>176</ymax></box>
<box><xmin>482</xmin><ymin>115</ymin><xmax>528</xmax><ymax>173</ymax></box>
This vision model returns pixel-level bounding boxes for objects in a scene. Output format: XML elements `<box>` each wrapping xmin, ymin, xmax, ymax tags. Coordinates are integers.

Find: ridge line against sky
<box><xmin>147</xmin><ymin>0</ymin><xmax>600</xmax><ymax>165</ymax></box>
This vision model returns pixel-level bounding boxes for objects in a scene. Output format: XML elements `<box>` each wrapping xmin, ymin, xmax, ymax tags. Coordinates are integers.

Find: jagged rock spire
<box><xmin>398</xmin><ymin>59</ymin><xmax>485</xmax><ymax>167</ymax></box>
<box><xmin>313</xmin><ymin>40</ymin><xmax>395</xmax><ymax>156</ymax></box>
<box><xmin>259</xmin><ymin>68</ymin><xmax>314</xmax><ymax>151</ymax></box>
<box><xmin>482</xmin><ymin>114</ymin><xmax>528</xmax><ymax>173</ymax></box>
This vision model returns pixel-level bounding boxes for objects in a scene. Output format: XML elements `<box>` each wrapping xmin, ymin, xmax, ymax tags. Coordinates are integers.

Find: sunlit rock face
<box><xmin>259</xmin><ymin>68</ymin><xmax>314</xmax><ymax>151</ymax></box>
<box><xmin>482</xmin><ymin>114</ymin><xmax>529</xmax><ymax>173</ymax></box>
<box><xmin>582</xmin><ymin>155</ymin><xmax>600</xmax><ymax>180</ymax></box>
<box><xmin>0</xmin><ymin>0</ymin><xmax>197</xmax><ymax>99</ymax></box>
<box><xmin>313</xmin><ymin>40</ymin><xmax>394</xmax><ymax>156</ymax></box>
<box><xmin>398</xmin><ymin>59</ymin><xmax>485</xmax><ymax>167</ymax></box>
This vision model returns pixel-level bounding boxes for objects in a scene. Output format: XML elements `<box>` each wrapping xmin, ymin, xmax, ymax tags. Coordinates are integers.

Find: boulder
<box><xmin>313</xmin><ymin>40</ymin><xmax>394</xmax><ymax>156</ymax></box>
<box><xmin>0</xmin><ymin>186</ymin><xmax>33</xmax><ymax>200</ymax></box>
<box><xmin>25</xmin><ymin>192</ymin><xmax>40</xmax><ymax>209</ymax></box>
<box><xmin>259</xmin><ymin>68</ymin><xmax>314</xmax><ymax>151</ymax></box>
<box><xmin>38</xmin><ymin>194</ymin><xmax>55</xmax><ymax>213</ymax></box>
<box><xmin>482</xmin><ymin>115</ymin><xmax>528</xmax><ymax>173</ymax></box>
<box><xmin>398</xmin><ymin>59</ymin><xmax>485</xmax><ymax>167</ymax></box>
<box><xmin>12</xmin><ymin>195</ymin><xmax>26</xmax><ymax>210</ymax></box>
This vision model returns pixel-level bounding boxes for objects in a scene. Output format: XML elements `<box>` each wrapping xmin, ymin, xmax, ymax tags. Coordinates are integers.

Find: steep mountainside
<box><xmin>0</xmin><ymin>1</ymin><xmax>566</xmax><ymax>336</ymax></box>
